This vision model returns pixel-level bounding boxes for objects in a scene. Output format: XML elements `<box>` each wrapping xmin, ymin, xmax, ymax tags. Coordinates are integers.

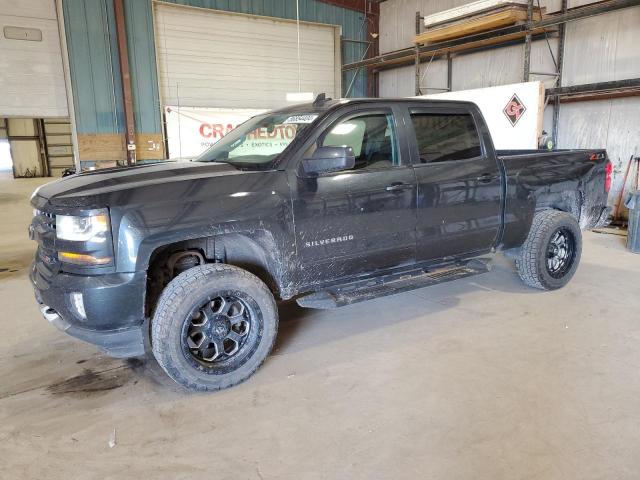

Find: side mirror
<box><xmin>301</xmin><ymin>146</ymin><xmax>355</xmax><ymax>176</ymax></box>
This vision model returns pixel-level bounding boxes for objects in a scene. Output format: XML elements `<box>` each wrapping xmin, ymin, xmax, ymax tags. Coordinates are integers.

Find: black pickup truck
<box><xmin>29</xmin><ymin>97</ymin><xmax>611</xmax><ymax>391</ymax></box>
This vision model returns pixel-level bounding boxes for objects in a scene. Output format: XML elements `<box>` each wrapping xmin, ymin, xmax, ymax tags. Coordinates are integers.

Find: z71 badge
<box><xmin>305</xmin><ymin>235</ymin><xmax>354</xmax><ymax>248</ymax></box>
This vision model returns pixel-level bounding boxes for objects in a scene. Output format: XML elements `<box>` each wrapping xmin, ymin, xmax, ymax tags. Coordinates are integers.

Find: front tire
<box><xmin>151</xmin><ymin>264</ymin><xmax>278</xmax><ymax>392</ymax></box>
<box><xmin>516</xmin><ymin>210</ymin><xmax>582</xmax><ymax>290</ymax></box>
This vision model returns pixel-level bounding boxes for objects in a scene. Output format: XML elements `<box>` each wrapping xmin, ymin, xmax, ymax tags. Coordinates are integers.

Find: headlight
<box><xmin>56</xmin><ymin>210</ymin><xmax>113</xmax><ymax>266</ymax></box>
<box><xmin>56</xmin><ymin>212</ymin><xmax>110</xmax><ymax>242</ymax></box>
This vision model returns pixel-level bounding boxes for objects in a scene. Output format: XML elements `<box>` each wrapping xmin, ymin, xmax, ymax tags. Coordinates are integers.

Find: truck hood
<box><xmin>33</xmin><ymin>161</ymin><xmax>246</xmax><ymax>208</ymax></box>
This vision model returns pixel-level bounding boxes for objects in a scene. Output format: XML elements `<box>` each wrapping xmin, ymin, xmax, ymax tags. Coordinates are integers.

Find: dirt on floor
<box><xmin>1</xmin><ymin>172</ymin><xmax>640</xmax><ymax>480</ymax></box>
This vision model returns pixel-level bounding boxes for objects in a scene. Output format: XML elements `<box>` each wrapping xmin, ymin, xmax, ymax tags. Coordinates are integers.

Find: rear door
<box><xmin>405</xmin><ymin>104</ymin><xmax>502</xmax><ymax>261</ymax></box>
<box><xmin>288</xmin><ymin>105</ymin><xmax>417</xmax><ymax>287</ymax></box>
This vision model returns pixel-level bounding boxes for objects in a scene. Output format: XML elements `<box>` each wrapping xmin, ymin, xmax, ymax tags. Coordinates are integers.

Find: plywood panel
<box><xmin>10</xmin><ymin>139</ymin><xmax>42</xmax><ymax>177</ymax></box>
<box><xmin>77</xmin><ymin>133</ymin><xmax>164</xmax><ymax>161</ymax></box>
<box><xmin>415</xmin><ymin>7</ymin><xmax>541</xmax><ymax>45</ymax></box>
<box><xmin>423</xmin><ymin>0</ymin><xmax>530</xmax><ymax>26</ymax></box>
<box><xmin>78</xmin><ymin>134</ymin><xmax>126</xmax><ymax>162</ymax></box>
<box><xmin>135</xmin><ymin>133</ymin><xmax>165</xmax><ymax>160</ymax></box>
<box><xmin>380</xmin><ymin>0</ymin><xmax>547</xmax><ymax>52</ymax></box>
<box><xmin>8</xmin><ymin>118</ymin><xmax>37</xmax><ymax>137</ymax></box>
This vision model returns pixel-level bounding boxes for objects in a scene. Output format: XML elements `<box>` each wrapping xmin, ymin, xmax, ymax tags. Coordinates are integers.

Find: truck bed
<box><xmin>496</xmin><ymin>148</ymin><xmax>610</xmax><ymax>248</ymax></box>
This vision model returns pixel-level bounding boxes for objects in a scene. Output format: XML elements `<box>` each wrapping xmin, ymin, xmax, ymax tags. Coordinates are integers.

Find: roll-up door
<box><xmin>153</xmin><ymin>2</ymin><xmax>341</xmax><ymax>110</ymax></box>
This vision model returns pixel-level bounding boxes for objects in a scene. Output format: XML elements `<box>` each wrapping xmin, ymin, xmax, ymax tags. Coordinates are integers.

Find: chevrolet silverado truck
<box><xmin>29</xmin><ymin>97</ymin><xmax>611</xmax><ymax>391</ymax></box>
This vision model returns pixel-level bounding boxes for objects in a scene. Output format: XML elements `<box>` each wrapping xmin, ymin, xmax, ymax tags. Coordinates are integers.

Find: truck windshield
<box><xmin>194</xmin><ymin>112</ymin><xmax>319</xmax><ymax>166</ymax></box>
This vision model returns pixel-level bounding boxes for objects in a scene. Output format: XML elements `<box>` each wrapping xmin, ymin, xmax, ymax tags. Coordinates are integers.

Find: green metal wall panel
<box><xmin>64</xmin><ymin>0</ymin><xmax>367</xmax><ymax>136</ymax></box>
<box><xmin>124</xmin><ymin>0</ymin><xmax>162</xmax><ymax>133</ymax></box>
<box><xmin>63</xmin><ymin>0</ymin><xmax>124</xmax><ymax>133</ymax></box>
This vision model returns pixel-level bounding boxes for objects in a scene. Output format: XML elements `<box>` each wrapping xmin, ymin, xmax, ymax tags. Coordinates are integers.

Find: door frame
<box><xmin>398</xmin><ymin>101</ymin><xmax>505</xmax><ymax>260</ymax></box>
<box><xmin>284</xmin><ymin>102</ymin><xmax>414</xmax><ymax>173</ymax></box>
<box><xmin>286</xmin><ymin>103</ymin><xmax>418</xmax><ymax>289</ymax></box>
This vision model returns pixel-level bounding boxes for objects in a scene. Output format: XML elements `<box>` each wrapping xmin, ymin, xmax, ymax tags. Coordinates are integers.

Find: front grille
<box><xmin>35</xmin><ymin>254</ymin><xmax>56</xmax><ymax>279</ymax></box>
<box><xmin>32</xmin><ymin>208</ymin><xmax>60</xmax><ymax>273</ymax></box>
<box><xmin>35</xmin><ymin>209</ymin><xmax>56</xmax><ymax>230</ymax></box>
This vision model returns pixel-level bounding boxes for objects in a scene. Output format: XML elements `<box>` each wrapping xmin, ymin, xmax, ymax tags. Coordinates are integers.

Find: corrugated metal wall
<box><xmin>63</xmin><ymin>0</ymin><xmax>368</xmax><ymax>145</ymax></box>
<box><xmin>63</xmin><ymin>0</ymin><xmax>124</xmax><ymax>134</ymax></box>
<box><xmin>379</xmin><ymin>38</ymin><xmax>558</xmax><ymax>97</ymax></box>
<box><xmin>125</xmin><ymin>0</ymin><xmax>162</xmax><ymax>135</ymax></box>
<box><xmin>378</xmin><ymin>0</ymin><xmax>640</xmax><ymax>204</ymax></box>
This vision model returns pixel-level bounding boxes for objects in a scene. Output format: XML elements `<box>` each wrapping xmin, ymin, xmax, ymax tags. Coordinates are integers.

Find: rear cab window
<box><xmin>409</xmin><ymin>110</ymin><xmax>482</xmax><ymax>164</ymax></box>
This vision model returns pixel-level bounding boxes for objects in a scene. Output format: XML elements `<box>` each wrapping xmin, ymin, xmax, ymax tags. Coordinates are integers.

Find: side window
<box><xmin>410</xmin><ymin>112</ymin><xmax>481</xmax><ymax>163</ymax></box>
<box><xmin>319</xmin><ymin>112</ymin><xmax>398</xmax><ymax>170</ymax></box>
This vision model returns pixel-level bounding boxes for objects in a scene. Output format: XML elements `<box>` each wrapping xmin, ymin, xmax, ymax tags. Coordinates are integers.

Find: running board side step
<box><xmin>296</xmin><ymin>259</ymin><xmax>491</xmax><ymax>309</ymax></box>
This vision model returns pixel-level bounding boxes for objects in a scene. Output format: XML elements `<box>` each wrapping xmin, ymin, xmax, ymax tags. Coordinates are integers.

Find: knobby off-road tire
<box><xmin>516</xmin><ymin>210</ymin><xmax>582</xmax><ymax>291</ymax></box>
<box><xmin>151</xmin><ymin>264</ymin><xmax>278</xmax><ymax>392</ymax></box>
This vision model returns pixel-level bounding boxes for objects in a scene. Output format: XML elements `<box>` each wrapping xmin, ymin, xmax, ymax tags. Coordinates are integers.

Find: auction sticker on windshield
<box><xmin>283</xmin><ymin>114</ymin><xmax>318</xmax><ymax>124</ymax></box>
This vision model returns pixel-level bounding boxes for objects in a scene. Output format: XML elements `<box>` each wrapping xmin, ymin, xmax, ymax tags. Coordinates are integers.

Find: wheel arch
<box><xmin>144</xmin><ymin>231</ymin><xmax>292</xmax><ymax>317</ymax></box>
<box><xmin>534</xmin><ymin>190</ymin><xmax>582</xmax><ymax>221</ymax></box>
<box><xmin>501</xmin><ymin>190</ymin><xmax>582</xmax><ymax>253</ymax></box>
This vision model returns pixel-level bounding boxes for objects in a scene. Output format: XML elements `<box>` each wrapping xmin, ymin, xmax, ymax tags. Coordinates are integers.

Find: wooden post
<box><xmin>113</xmin><ymin>0</ymin><xmax>136</xmax><ymax>165</ymax></box>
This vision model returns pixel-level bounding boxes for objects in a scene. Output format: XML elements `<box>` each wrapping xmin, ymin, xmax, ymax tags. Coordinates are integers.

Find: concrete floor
<box><xmin>1</xmin><ymin>171</ymin><xmax>639</xmax><ymax>479</ymax></box>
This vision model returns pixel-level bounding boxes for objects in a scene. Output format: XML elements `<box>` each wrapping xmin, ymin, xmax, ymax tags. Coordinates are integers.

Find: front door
<box><xmin>406</xmin><ymin>105</ymin><xmax>503</xmax><ymax>262</ymax></box>
<box><xmin>288</xmin><ymin>107</ymin><xmax>417</xmax><ymax>287</ymax></box>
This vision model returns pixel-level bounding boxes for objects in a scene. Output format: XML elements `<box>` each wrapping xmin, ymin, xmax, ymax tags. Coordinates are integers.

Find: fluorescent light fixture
<box><xmin>286</xmin><ymin>92</ymin><xmax>314</xmax><ymax>103</ymax></box>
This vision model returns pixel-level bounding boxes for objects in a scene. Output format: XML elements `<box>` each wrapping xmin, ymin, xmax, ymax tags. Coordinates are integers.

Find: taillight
<box><xmin>605</xmin><ymin>161</ymin><xmax>613</xmax><ymax>193</ymax></box>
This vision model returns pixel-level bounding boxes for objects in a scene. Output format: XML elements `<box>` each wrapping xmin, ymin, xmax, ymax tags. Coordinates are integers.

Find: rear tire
<box><xmin>516</xmin><ymin>210</ymin><xmax>582</xmax><ymax>290</ymax></box>
<box><xmin>151</xmin><ymin>264</ymin><xmax>278</xmax><ymax>392</ymax></box>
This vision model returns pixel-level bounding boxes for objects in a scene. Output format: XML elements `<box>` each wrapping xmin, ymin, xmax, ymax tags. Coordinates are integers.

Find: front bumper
<box><xmin>30</xmin><ymin>260</ymin><xmax>147</xmax><ymax>358</ymax></box>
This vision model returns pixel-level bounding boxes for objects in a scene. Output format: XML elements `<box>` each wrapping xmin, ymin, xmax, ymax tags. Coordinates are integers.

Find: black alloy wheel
<box><xmin>151</xmin><ymin>264</ymin><xmax>278</xmax><ymax>392</ymax></box>
<box><xmin>516</xmin><ymin>210</ymin><xmax>583</xmax><ymax>291</ymax></box>
<box><xmin>182</xmin><ymin>293</ymin><xmax>259</xmax><ymax>373</ymax></box>
<box><xmin>545</xmin><ymin>227</ymin><xmax>576</xmax><ymax>279</ymax></box>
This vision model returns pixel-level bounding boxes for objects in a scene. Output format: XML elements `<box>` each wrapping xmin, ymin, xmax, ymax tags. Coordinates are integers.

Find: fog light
<box><xmin>69</xmin><ymin>292</ymin><xmax>86</xmax><ymax>320</ymax></box>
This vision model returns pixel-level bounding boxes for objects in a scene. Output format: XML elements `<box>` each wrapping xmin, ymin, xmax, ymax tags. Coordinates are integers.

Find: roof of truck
<box><xmin>270</xmin><ymin>97</ymin><xmax>476</xmax><ymax>115</ymax></box>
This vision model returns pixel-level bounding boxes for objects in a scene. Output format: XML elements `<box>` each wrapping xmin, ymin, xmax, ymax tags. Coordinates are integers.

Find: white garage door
<box><xmin>154</xmin><ymin>2</ymin><xmax>341</xmax><ymax>110</ymax></box>
<box><xmin>0</xmin><ymin>0</ymin><xmax>68</xmax><ymax>117</ymax></box>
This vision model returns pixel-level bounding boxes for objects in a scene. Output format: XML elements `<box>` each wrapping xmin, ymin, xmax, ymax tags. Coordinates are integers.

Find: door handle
<box><xmin>385</xmin><ymin>182</ymin><xmax>412</xmax><ymax>192</ymax></box>
<box><xmin>476</xmin><ymin>173</ymin><xmax>495</xmax><ymax>184</ymax></box>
